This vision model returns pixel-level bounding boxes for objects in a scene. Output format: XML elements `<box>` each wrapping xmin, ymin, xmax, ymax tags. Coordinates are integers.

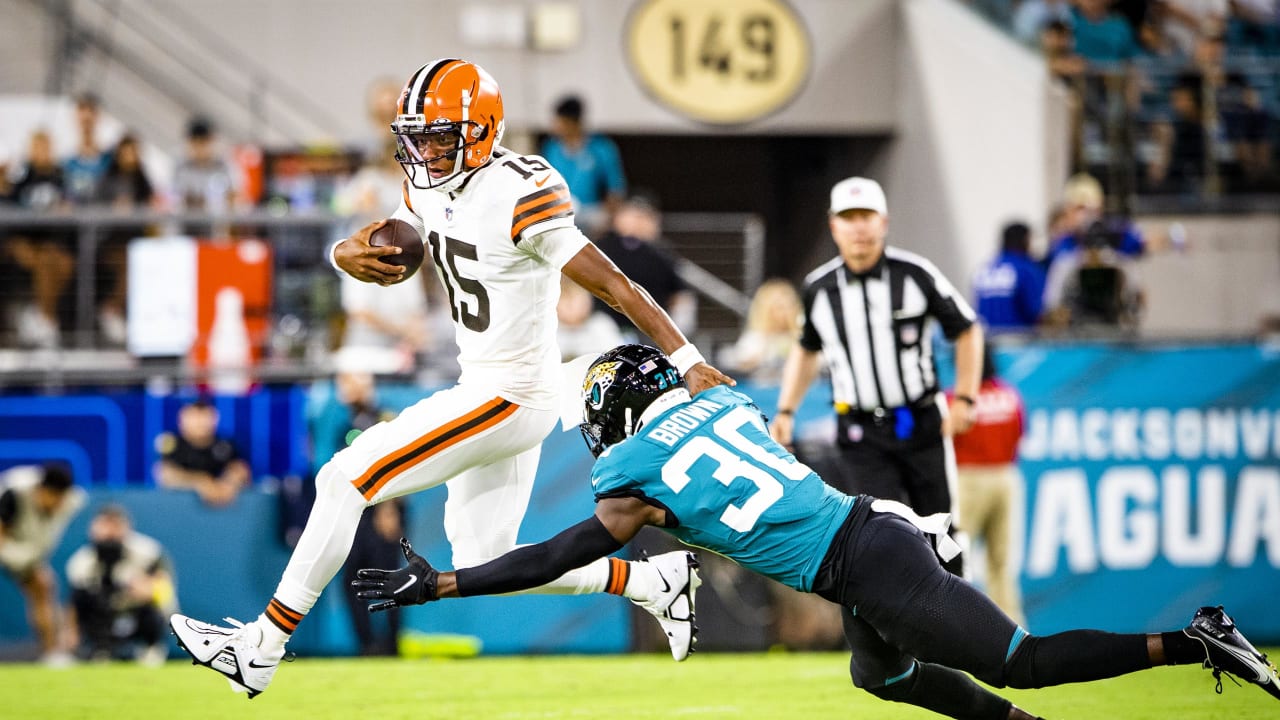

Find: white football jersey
<box><xmin>392</xmin><ymin>147</ymin><xmax>586</xmax><ymax>410</ymax></box>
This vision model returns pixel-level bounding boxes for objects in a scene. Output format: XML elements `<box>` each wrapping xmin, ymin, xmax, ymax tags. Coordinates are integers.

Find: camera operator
<box><xmin>1043</xmin><ymin>217</ymin><xmax>1144</xmax><ymax>333</ymax></box>
<box><xmin>1046</xmin><ymin>174</ymin><xmax>1148</xmax><ymax>268</ymax></box>
<box><xmin>65</xmin><ymin>504</ymin><xmax>175</xmax><ymax>664</ymax></box>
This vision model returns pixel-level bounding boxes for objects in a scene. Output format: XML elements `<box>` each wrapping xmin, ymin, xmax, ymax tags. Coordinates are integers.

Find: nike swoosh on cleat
<box><xmin>247</xmin><ymin>659</ymin><xmax>276</xmax><ymax>669</ymax></box>
<box><xmin>184</xmin><ymin>619</ymin><xmax>233</xmax><ymax>635</ymax></box>
<box><xmin>656</xmin><ymin>571</ymin><xmax>671</xmax><ymax>594</ymax></box>
<box><xmin>394</xmin><ymin>574</ymin><xmax>418</xmax><ymax>595</ymax></box>
<box><xmin>1204</xmin><ymin>635</ymin><xmax>1270</xmax><ymax>683</ymax></box>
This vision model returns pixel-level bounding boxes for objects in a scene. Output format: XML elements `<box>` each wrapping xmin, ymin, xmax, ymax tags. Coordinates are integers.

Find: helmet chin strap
<box><xmin>634</xmin><ymin>388</ymin><xmax>692</xmax><ymax>434</ymax></box>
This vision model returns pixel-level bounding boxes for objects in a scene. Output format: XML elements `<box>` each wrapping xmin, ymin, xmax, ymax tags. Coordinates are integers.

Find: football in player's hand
<box><xmin>368</xmin><ymin>219</ymin><xmax>424</xmax><ymax>280</ymax></box>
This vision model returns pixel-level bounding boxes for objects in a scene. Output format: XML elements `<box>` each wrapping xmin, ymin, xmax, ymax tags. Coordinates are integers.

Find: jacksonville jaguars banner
<box><xmin>1007</xmin><ymin>342</ymin><xmax>1280</xmax><ymax>641</ymax></box>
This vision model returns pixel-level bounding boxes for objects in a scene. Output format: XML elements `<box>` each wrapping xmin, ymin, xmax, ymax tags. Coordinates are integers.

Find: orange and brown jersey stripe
<box><xmin>606</xmin><ymin>557</ymin><xmax>630</xmax><ymax>595</ymax></box>
<box><xmin>510</xmin><ymin>183</ymin><xmax>572</xmax><ymax>244</ymax></box>
<box><xmin>352</xmin><ymin>398</ymin><xmax>518</xmax><ymax>500</ymax></box>
<box><xmin>401</xmin><ymin>180</ymin><xmax>414</xmax><ymax>212</ymax></box>
<box><xmin>264</xmin><ymin>598</ymin><xmax>304</xmax><ymax>634</ymax></box>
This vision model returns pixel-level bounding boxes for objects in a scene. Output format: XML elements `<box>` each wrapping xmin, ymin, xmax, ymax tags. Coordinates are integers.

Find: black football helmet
<box><xmin>580</xmin><ymin>344</ymin><xmax>684</xmax><ymax>457</ymax></box>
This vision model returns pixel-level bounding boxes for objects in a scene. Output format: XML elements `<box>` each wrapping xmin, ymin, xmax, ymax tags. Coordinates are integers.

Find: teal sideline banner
<box><xmin>1004</xmin><ymin>343</ymin><xmax>1280</xmax><ymax>640</ymax></box>
<box><xmin>2</xmin><ymin>342</ymin><xmax>1277</xmax><ymax>654</ymax></box>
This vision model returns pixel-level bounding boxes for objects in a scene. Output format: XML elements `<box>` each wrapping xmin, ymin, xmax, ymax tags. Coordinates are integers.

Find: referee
<box><xmin>769</xmin><ymin>176</ymin><xmax>983</xmax><ymax>573</ymax></box>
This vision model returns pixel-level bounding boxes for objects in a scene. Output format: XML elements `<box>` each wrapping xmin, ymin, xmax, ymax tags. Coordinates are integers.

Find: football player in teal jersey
<box><xmin>354</xmin><ymin>345</ymin><xmax>1280</xmax><ymax>719</ymax></box>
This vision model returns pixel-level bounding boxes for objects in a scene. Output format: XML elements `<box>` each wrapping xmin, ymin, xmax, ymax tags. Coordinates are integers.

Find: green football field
<box><xmin>3</xmin><ymin>651</ymin><xmax>1276</xmax><ymax>719</ymax></box>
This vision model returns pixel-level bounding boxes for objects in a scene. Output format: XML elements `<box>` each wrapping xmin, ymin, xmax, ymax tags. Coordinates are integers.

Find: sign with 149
<box><xmin>626</xmin><ymin>0</ymin><xmax>811</xmax><ymax>125</ymax></box>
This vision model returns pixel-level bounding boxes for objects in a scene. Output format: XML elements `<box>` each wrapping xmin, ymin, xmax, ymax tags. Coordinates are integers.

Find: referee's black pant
<box><xmin>828</xmin><ymin>401</ymin><xmax>961</xmax><ymax>575</ymax></box>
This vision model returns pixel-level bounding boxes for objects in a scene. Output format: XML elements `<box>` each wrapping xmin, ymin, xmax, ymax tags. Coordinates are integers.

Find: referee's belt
<box><xmin>834</xmin><ymin>396</ymin><xmax>936</xmax><ymax>422</ymax></box>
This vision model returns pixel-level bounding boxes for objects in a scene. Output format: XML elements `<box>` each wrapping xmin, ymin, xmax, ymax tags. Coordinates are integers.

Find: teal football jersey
<box><xmin>591</xmin><ymin>386</ymin><xmax>855</xmax><ymax>591</ymax></box>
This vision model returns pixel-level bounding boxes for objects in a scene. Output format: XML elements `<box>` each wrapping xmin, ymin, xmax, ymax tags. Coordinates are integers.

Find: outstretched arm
<box><xmin>562</xmin><ymin>244</ymin><xmax>734</xmax><ymax>395</ymax></box>
<box><xmin>353</xmin><ymin>496</ymin><xmax>663</xmax><ymax>609</ymax></box>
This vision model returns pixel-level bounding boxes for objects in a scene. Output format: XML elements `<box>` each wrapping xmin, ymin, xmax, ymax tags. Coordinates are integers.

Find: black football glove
<box><xmin>351</xmin><ymin>537</ymin><xmax>439</xmax><ymax>613</ymax></box>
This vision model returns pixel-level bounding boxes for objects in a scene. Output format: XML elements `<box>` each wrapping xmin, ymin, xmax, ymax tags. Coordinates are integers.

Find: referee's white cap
<box><xmin>830</xmin><ymin>177</ymin><xmax>887</xmax><ymax>216</ymax></box>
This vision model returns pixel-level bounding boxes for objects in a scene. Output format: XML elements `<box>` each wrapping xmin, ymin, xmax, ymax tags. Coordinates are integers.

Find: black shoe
<box><xmin>1184</xmin><ymin>605</ymin><xmax>1280</xmax><ymax>701</ymax></box>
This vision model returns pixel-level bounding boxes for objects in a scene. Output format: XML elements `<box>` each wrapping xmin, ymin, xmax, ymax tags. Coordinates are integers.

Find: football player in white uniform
<box><xmin>171</xmin><ymin>58</ymin><xmax>734</xmax><ymax>697</ymax></box>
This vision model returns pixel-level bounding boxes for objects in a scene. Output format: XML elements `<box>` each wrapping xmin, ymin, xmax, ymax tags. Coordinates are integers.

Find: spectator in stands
<box><xmin>719</xmin><ymin>278</ymin><xmax>803</xmax><ymax>384</ymax></box>
<box><xmin>332</xmin><ymin>138</ymin><xmax>434</xmax><ymax>374</ymax></box>
<box><xmin>592</xmin><ymin>193</ymin><xmax>695</xmax><ymax>341</ymax></box>
<box><xmin>334</xmin><ymin>139</ymin><xmax>403</xmax><ymax>226</ymax></box>
<box><xmin>556</xmin><ymin>277</ymin><xmax>623</xmax><ymax>361</ymax></box>
<box><xmin>95</xmin><ymin>133</ymin><xmax>157</xmax><ymax>345</ymax></box>
<box><xmin>0</xmin><ymin>463</ymin><xmax>85</xmax><ymax>665</ymax></box>
<box><xmin>1041</xmin><ymin>19</ymin><xmax>1088</xmax><ymax>80</ymax></box>
<box><xmin>973</xmin><ymin>222</ymin><xmax>1046</xmax><ymax>334</ymax></box>
<box><xmin>360</xmin><ymin>77</ymin><xmax>404</xmax><ymax>162</ymax></box>
<box><xmin>1071</xmin><ymin>0</ymin><xmax>1142</xmax><ymax>63</ymax></box>
<box><xmin>1160</xmin><ymin>0</ymin><xmax>1229</xmax><ymax>58</ymax></box>
<box><xmin>153</xmin><ymin>397</ymin><xmax>250</xmax><ymax>507</ymax></box>
<box><xmin>5</xmin><ymin>129</ymin><xmax>73</xmax><ymax>348</ymax></box>
<box><xmin>63</xmin><ymin>93</ymin><xmax>111</xmax><ymax>206</ymax></box>
<box><xmin>948</xmin><ymin>343</ymin><xmax>1026</xmax><ymax>624</ymax></box>
<box><xmin>540</xmin><ymin>95</ymin><xmax>628</xmax><ymax>236</ymax></box>
<box><xmin>1147</xmin><ymin>74</ymin><xmax>1209</xmax><ymax>194</ymax></box>
<box><xmin>171</xmin><ymin>117</ymin><xmax>237</xmax><ymax>216</ymax></box>
<box><xmin>1014</xmin><ymin>0</ymin><xmax>1074</xmax><ymax>45</ymax></box>
<box><xmin>1226</xmin><ymin>0</ymin><xmax>1280</xmax><ymax>54</ymax></box>
<box><xmin>336</xmin><ymin>264</ymin><xmax>430</xmax><ymax>376</ymax></box>
<box><xmin>309</xmin><ymin>368</ymin><xmax>394</xmax><ymax>477</ymax></box>
<box><xmin>97</xmin><ymin>134</ymin><xmax>155</xmax><ymax>209</ymax></box>
<box><xmin>65</xmin><ymin>504</ymin><xmax>174</xmax><ymax>665</ymax></box>
<box><xmin>1220</xmin><ymin>71</ymin><xmax>1275</xmax><ymax>190</ymax></box>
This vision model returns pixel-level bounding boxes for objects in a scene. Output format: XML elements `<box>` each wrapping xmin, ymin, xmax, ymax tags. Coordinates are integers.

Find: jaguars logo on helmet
<box><xmin>582</xmin><ymin>361</ymin><xmax>621</xmax><ymax>411</ymax></box>
<box><xmin>579</xmin><ymin>345</ymin><xmax>685</xmax><ymax>458</ymax></box>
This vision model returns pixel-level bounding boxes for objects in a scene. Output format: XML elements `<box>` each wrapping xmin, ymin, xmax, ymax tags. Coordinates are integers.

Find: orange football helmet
<box><xmin>392</xmin><ymin>58</ymin><xmax>505</xmax><ymax>192</ymax></box>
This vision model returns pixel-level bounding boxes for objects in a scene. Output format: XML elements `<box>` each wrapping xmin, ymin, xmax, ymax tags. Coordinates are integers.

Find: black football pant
<box><xmin>814</xmin><ymin>503</ymin><xmax>1155</xmax><ymax>720</ymax></box>
<box><xmin>831</xmin><ymin>404</ymin><xmax>962</xmax><ymax>575</ymax></box>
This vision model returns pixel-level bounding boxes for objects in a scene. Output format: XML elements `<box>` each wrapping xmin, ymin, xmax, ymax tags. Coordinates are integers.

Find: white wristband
<box><xmin>670</xmin><ymin>344</ymin><xmax>705</xmax><ymax>376</ymax></box>
<box><xmin>327</xmin><ymin>239</ymin><xmax>344</xmax><ymax>272</ymax></box>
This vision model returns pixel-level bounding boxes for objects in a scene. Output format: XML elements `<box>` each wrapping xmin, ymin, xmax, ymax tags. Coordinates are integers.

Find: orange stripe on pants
<box><xmin>353</xmin><ymin>398</ymin><xmax>518</xmax><ymax>501</ymax></box>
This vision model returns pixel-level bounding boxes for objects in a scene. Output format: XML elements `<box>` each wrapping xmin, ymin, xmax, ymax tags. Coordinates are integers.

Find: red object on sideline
<box><xmin>949</xmin><ymin>378</ymin><xmax>1024</xmax><ymax>466</ymax></box>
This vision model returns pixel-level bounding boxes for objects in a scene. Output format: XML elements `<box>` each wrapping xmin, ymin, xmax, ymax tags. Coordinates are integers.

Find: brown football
<box><xmin>368</xmin><ymin>219</ymin><xmax>425</xmax><ymax>280</ymax></box>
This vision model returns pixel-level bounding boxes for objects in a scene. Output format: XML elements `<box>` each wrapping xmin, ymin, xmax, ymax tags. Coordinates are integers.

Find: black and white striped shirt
<box><xmin>799</xmin><ymin>247</ymin><xmax>976</xmax><ymax>413</ymax></box>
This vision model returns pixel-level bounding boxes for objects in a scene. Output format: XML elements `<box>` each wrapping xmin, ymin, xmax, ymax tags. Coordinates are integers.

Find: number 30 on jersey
<box><xmin>661</xmin><ymin>407</ymin><xmax>811</xmax><ymax>532</ymax></box>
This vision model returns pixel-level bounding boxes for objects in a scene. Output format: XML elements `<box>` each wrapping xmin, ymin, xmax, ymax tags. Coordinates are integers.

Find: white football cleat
<box><xmin>632</xmin><ymin>551</ymin><xmax>701</xmax><ymax>662</ymax></box>
<box><xmin>170</xmin><ymin>614</ymin><xmax>284</xmax><ymax>699</ymax></box>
